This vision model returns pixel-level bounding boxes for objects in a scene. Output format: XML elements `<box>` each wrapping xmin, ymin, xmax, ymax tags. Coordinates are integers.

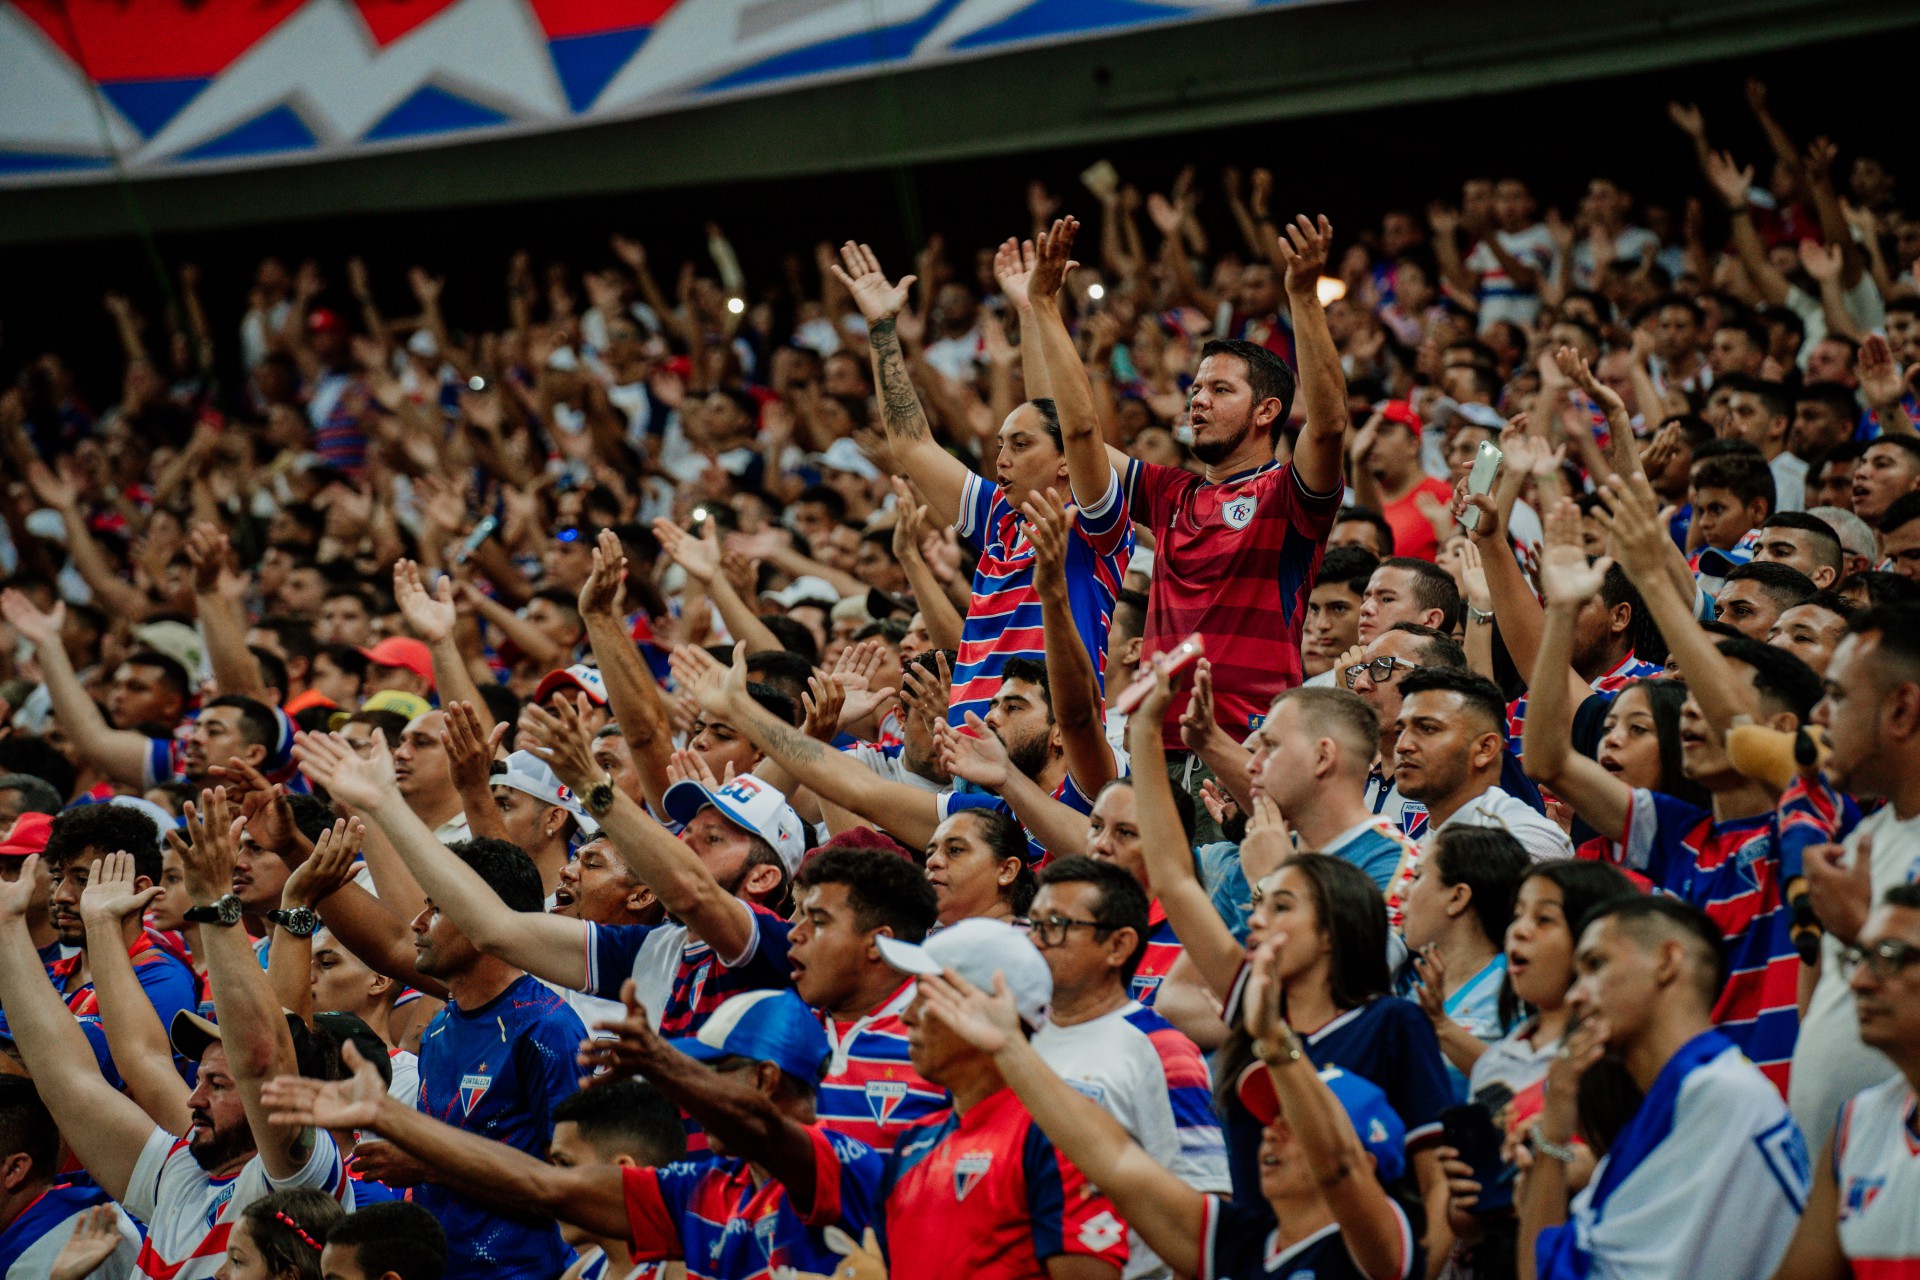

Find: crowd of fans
<box><xmin>1</xmin><ymin>74</ymin><xmax>1919</xmax><ymax>1280</ymax></box>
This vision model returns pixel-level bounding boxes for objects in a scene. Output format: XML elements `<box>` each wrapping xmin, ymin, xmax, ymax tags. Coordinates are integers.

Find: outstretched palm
<box><xmin>393</xmin><ymin>561</ymin><xmax>456</xmax><ymax>644</ymax></box>
<box><xmin>831</xmin><ymin>243</ymin><xmax>914</xmax><ymax>322</ymax></box>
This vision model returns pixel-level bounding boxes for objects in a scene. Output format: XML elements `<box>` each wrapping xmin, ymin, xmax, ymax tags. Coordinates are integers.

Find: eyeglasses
<box><xmin>1344</xmin><ymin>656</ymin><xmax>1421</xmax><ymax>687</ymax></box>
<box><xmin>1030</xmin><ymin>915</ymin><xmax>1108</xmax><ymax>947</ymax></box>
<box><xmin>1839</xmin><ymin>938</ymin><xmax>1920</xmax><ymax>981</ymax></box>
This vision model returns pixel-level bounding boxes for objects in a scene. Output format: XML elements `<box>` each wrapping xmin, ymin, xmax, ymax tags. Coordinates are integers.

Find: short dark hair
<box><xmin>1379</xmin><ymin>558</ymin><xmax>1464</xmax><ymax>634</ymax></box>
<box><xmin>1867</xmin><ymin>435</ymin><xmax>1920</xmax><ymax>470</ymax></box>
<box><xmin>324</xmin><ymin>1203</ymin><xmax>447</xmax><ymax>1280</ymax></box>
<box><xmin>1840</xmin><ymin>570</ymin><xmax>1920</xmax><ymax>608</ymax></box>
<box><xmin>1577</xmin><ymin>894</ymin><xmax>1727</xmax><ymax>1006</ymax></box>
<box><xmin>1692</xmin><ymin>449</ymin><xmax>1776</xmax><ymax>517</ymax></box>
<box><xmin>1334</xmin><ymin>505</ymin><xmax>1395</xmax><ymax>556</ymax></box>
<box><xmin>997</xmin><ymin>656</ymin><xmax>1053</xmax><ymax>721</ymax></box>
<box><xmin>0</xmin><ymin>737</ymin><xmax>73</xmax><ymax>805</ymax></box>
<box><xmin>317</xmin><ymin>643</ymin><xmax>370</xmax><ymax>680</ymax></box>
<box><xmin>1427</xmin><ymin>827</ymin><xmax>1532</xmax><ymax>947</ymax></box>
<box><xmin>1849</xmin><ymin>603</ymin><xmax>1920</xmax><ymax>674</ymax></box>
<box><xmin>1112</xmin><ymin>589</ymin><xmax>1148</xmax><ymax>643</ymax></box>
<box><xmin>1794</xmin><ymin>589</ymin><xmax>1859</xmax><ymax>624</ymax></box>
<box><xmin>1660</xmin><ymin>413</ymin><xmax>1717</xmax><ymax>451</ymax></box>
<box><xmin>753</xmin><ymin>617</ymin><xmax>820</xmax><ymax>668</ymax></box>
<box><xmin>1037</xmin><ymin>855</ymin><xmax>1151</xmax><ymax>982</ymax></box>
<box><xmin>1883</xmin><ymin>881</ymin><xmax>1920</xmax><ymax>911</ymax></box>
<box><xmin>1714</xmin><ymin>636</ymin><xmax>1822</xmax><ymax>723</ymax></box>
<box><xmin>795</xmin><ymin>485</ymin><xmax>849</xmax><ymax>522</ymax></box>
<box><xmin>1396</xmin><ymin>666</ymin><xmax>1509</xmax><ymax>737</ymax></box>
<box><xmin>1719</xmin><ymin>373</ymin><xmax>1792</xmax><ymax>422</ymax></box>
<box><xmin>1879</xmin><ymin>491</ymin><xmax>1920</xmax><ymax>538</ymax></box>
<box><xmin>0</xmin><ymin>773</ymin><xmax>61</xmax><ymax>816</ymax></box>
<box><xmin>1384</xmin><ymin>621</ymin><xmax>1467</xmax><ymax>671</ymax></box>
<box><xmin>551</xmin><ymin>1077</ymin><xmax>686</xmax><ymax>1166</ymax></box>
<box><xmin>1317</xmin><ymin>545</ymin><xmax>1380</xmax><ymax>595</ymax></box>
<box><xmin>1655</xmin><ymin>292</ymin><xmax>1704</xmax><ymax>326</ymax></box>
<box><xmin>745</xmin><ymin>650</ymin><xmax>814</xmax><ymax>705</ymax></box>
<box><xmin>1759</xmin><ymin>512</ymin><xmax>1844</xmax><ymax>572</ymax></box>
<box><xmin>1198</xmin><ymin>338</ymin><xmax>1298</xmax><ymax>439</ymax></box>
<box><xmin>206</xmin><ymin>695</ymin><xmax>282</xmax><ymax>753</ymax></box>
<box><xmin>446</xmin><ymin>837</ymin><xmax>545</xmax><ymax>915</ymax></box>
<box><xmin>249</xmin><ymin>647</ymin><xmax>290</xmax><ymax>700</ymax></box>
<box><xmin>122</xmin><ymin>650</ymin><xmax>190</xmax><ymax>698</ymax></box>
<box><xmin>1723</xmin><ymin>561</ymin><xmax>1818</xmax><ymax>611</ymax></box>
<box><xmin>1796</xmin><ymin>381</ymin><xmax>1861</xmax><ymax>421</ymax></box>
<box><xmin>255</xmin><ymin>616</ymin><xmax>318</xmax><ymax>664</ymax></box>
<box><xmin>0</xmin><ymin>1077</ymin><xmax>57</xmax><ymax>1181</ymax></box>
<box><xmin>744</xmin><ymin>682</ymin><xmax>800</xmax><ymax>728</ymax></box>
<box><xmin>44</xmin><ymin>804</ymin><xmax>162</xmax><ymax>882</ymax></box>
<box><xmin>795</xmin><ymin>846</ymin><xmax>939</xmax><ymax>943</ymax></box>
<box><xmin>1717</xmin><ymin>314</ymin><xmax>1770</xmax><ymax>355</ymax></box>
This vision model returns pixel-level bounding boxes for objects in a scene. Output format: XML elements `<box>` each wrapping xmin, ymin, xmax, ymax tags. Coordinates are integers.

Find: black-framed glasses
<box><xmin>1839</xmin><ymin>938</ymin><xmax>1920</xmax><ymax>981</ymax></box>
<box><xmin>1030</xmin><ymin>915</ymin><xmax>1108</xmax><ymax>947</ymax></box>
<box><xmin>1344</xmin><ymin>656</ymin><xmax>1421</xmax><ymax>687</ymax></box>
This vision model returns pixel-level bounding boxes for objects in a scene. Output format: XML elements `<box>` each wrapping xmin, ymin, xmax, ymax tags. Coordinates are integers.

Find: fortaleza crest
<box><xmin>1221</xmin><ymin>494</ymin><xmax>1258</xmax><ymax>529</ymax></box>
<box><xmin>954</xmin><ymin>1151</ymin><xmax>993</xmax><ymax>1201</ymax></box>
<box><xmin>459</xmin><ymin>1072</ymin><xmax>492</xmax><ymax>1114</ymax></box>
<box><xmin>865</xmin><ymin>1080</ymin><xmax>909</xmax><ymax>1124</ymax></box>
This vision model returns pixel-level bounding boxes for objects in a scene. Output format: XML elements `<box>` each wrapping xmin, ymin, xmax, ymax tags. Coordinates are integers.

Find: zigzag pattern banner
<box><xmin>0</xmin><ymin>0</ymin><xmax>1325</xmax><ymax>187</ymax></box>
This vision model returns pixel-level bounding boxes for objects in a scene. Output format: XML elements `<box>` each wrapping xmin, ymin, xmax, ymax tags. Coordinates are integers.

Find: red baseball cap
<box><xmin>359</xmin><ymin>637</ymin><xmax>436</xmax><ymax>690</ymax></box>
<box><xmin>1377</xmin><ymin>399</ymin><xmax>1424</xmax><ymax>437</ymax></box>
<box><xmin>306</xmin><ymin>308</ymin><xmax>345</xmax><ymax>334</ymax></box>
<box><xmin>0</xmin><ymin>813</ymin><xmax>53</xmax><ymax>860</ymax></box>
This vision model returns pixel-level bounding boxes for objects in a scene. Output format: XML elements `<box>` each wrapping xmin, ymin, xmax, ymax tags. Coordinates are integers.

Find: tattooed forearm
<box><xmin>868</xmin><ymin>318</ymin><xmax>933</xmax><ymax>443</ymax></box>
<box><xmin>737</xmin><ymin>695</ymin><xmax>827</xmax><ymax>769</ymax></box>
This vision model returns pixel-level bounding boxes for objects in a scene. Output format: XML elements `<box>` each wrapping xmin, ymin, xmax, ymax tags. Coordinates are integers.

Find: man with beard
<box><xmin>0</xmin><ymin>790</ymin><xmax>354</xmax><ymax>1280</ymax></box>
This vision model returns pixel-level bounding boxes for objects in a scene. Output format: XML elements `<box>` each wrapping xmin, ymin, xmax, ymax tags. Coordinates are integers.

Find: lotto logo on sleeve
<box><xmin>459</xmin><ymin>1073</ymin><xmax>493</xmax><ymax>1114</ymax></box>
<box><xmin>1078</xmin><ymin>1211</ymin><xmax>1126</xmax><ymax>1252</ymax></box>
<box><xmin>953</xmin><ymin>1152</ymin><xmax>993</xmax><ymax>1201</ymax></box>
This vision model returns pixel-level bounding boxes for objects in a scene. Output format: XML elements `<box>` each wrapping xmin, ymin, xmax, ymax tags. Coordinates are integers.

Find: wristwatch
<box><xmin>584</xmin><ymin>773</ymin><xmax>618</xmax><ymax>818</ymax></box>
<box><xmin>184</xmin><ymin>894</ymin><xmax>244</xmax><ymax>928</ymax></box>
<box><xmin>1467</xmin><ymin>605</ymin><xmax>1495</xmax><ymax>625</ymax></box>
<box><xmin>266</xmin><ymin>906</ymin><xmax>321</xmax><ymax>938</ymax></box>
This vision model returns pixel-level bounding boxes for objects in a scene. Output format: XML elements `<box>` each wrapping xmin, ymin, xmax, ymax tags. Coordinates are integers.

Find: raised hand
<box><xmin>393</xmin><ymin>560</ymin><xmax>456</xmax><ymax>644</ymax></box>
<box><xmin>78</xmin><ymin>850</ymin><xmax>162</xmax><ymax>931</ymax></box>
<box><xmin>441</xmin><ymin>701</ymin><xmax>507</xmax><ymax>796</ymax></box>
<box><xmin>1537</xmin><ymin>498</ymin><xmax>1613</xmax><ymax>606</ymax></box>
<box><xmin>263</xmin><ymin>1039</ymin><xmax>388</xmax><ymax>1131</ymax></box>
<box><xmin>0</xmin><ymin>588</ymin><xmax>64</xmax><ymax>649</ymax></box>
<box><xmin>184</xmin><ymin>523</ymin><xmax>231</xmax><ymax>595</ymax></box>
<box><xmin>517</xmin><ymin>693</ymin><xmax>601</xmax><ymax>794</ymax></box>
<box><xmin>209</xmin><ymin>755</ymin><xmax>301</xmax><ymax>855</ymax></box>
<box><xmin>1859</xmin><ymin>334</ymin><xmax>1906</xmax><ymax>410</ymax></box>
<box><xmin>1593</xmin><ymin>472</ymin><xmax>1670</xmax><ymax>578</ymax></box>
<box><xmin>1274</xmin><ymin>214</ymin><xmax>1334</xmax><ymax>296</ymax></box>
<box><xmin>916</xmin><ymin>968</ymin><xmax>1020</xmax><ymax>1056</ymax></box>
<box><xmin>1240</xmin><ymin>793</ymin><xmax>1294</xmax><ymax>887</ymax></box>
<box><xmin>1705</xmin><ymin>151</ymin><xmax>1755</xmax><ymax>208</ymax></box>
<box><xmin>0</xmin><ymin>855</ymin><xmax>44</xmax><ymax>924</ymax></box>
<box><xmin>830</xmin><ymin>243</ymin><xmax>915</xmax><ymax>323</ymax></box>
<box><xmin>1177</xmin><ymin>659</ymin><xmax>1217</xmax><ymax>755</ymax></box>
<box><xmin>1666</xmin><ymin>100</ymin><xmax>1706</xmax><ymax>138</ymax></box>
<box><xmin>1411</xmin><ymin>943</ymin><xmax>1450</xmax><ymax>1028</ymax></box>
<box><xmin>1019</xmin><ymin>487</ymin><xmax>1075</xmax><ymax>600</ymax></box>
<box><xmin>577</xmin><ymin>979</ymin><xmax>666</xmax><ymax>1087</ymax></box>
<box><xmin>1145</xmin><ymin>192</ymin><xmax>1185</xmax><ymax>239</ymax></box>
<box><xmin>282</xmin><ymin>817</ymin><xmax>364</xmax><ymax>909</ymax></box>
<box><xmin>292</xmin><ymin>729</ymin><xmax>398</xmax><ymax>812</ymax></box>
<box><xmin>1028</xmin><ymin>218</ymin><xmax>1081</xmax><ymax>301</ymax></box>
<box><xmin>578</xmin><ymin>529</ymin><xmax>629</xmax><ymax>618</ymax></box>
<box><xmin>936</xmin><ymin>712</ymin><xmax>1012</xmax><ymax>791</ymax></box>
<box><xmin>992</xmin><ymin>237</ymin><xmax>1038</xmax><ymax>310</ymax></box>
<box><xmin>1241</xmin><ymin>936</ymin><xmax>1290</xmax><ymax>1048</ymax></box>
<box><xmin>667</xmin><ymin>642</ymin><xmax>743</xmax><ymax>718</ymax></box>
<box><xmin>179</xmin><ymin>788</ymin><xmax>240</xmax><ymax>905</ymax></box>
<box><xmin>1798</xmin><ymin>239</ymin><xmax>1843</xmax><ymax>283</ymax></box>
<box><xmin>801</xmin><ymin>676</ymin><xmax>846</xmax><ymax>743</ymax></box>
<box><xmin>48</xmin><ymin>1204</ymin><xmax>125</xmax><ymax>1280</ymax></box>
<box><xmin>1553</xmin><ymin>345</ymin><xmax>1626</xmax><ymax>418</ymax></box>
<box><xmin>666</xmin><ymin>746</ymin><xmax>724</xmax><ymax>790</ymax></box>
<box><xmin>24</xmin><ymin>459</ymin><xmax>78</xmax><ymax>512</ymax></box>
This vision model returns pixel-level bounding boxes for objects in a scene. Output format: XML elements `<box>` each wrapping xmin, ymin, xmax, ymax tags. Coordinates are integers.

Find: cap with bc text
<box><xmin>534</xmin><ymin>664</ymin><xmax>609</xmax><ymax>707</ymax></box>
<box><xmin>668</xmin><ymin>989</ymin><xmax>830</xmax><ymax>1084</ymax></box>
<box><xmin>878</xmin><ymin>917</ymin><xmax>1052</xmax><ymax>1028</ymax></box>
<box><xmin>663</xmin><ymin>774</ymin><xmax>806</xmax><ymax>875</ymax></box>
<box><xmin>1235</xmin><ymin>1060</ymin><xmax>1406</xmax><ymax>1184</ymax></box>
<box><xmin>492</xmin><ymin>750</ymin><xmax>598</xmax><ymax>835</ymax></box>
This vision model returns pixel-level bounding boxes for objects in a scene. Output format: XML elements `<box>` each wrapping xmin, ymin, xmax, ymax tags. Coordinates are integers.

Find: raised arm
<box><xmin>1022</xmin><ymin>219</ymin><xmax>1118</xmax><ymax>511</ymax></box>
<box><xmin>1023</xmin><ymin>488</ymin><xmax>1116</xmax><ymax>795</ymax></box>
<box><xmin>183</xmin><ymin>788</ymin><xmax>322</xmax><ymax>1181</ymax></box>
<box><xmin>78</xmin><ymin>851</ymin><xmax>191</xmax><ymax>1132</ymax></box>
<box><xmin>271</xmin><ymin>819</ymin><xmax>367</xmax><ymax>1025</ymax></box>
<box><xmin>936</xmin><ymin>713</ymin><xmax>1092</xmax><ymax>861</ymax></box>
<box><xmin>1176</xmin><ymin>661</ymin><xmax>1255</xmax><ymax>813</ymax></box>
<box><xmin>186</xmin><ymin>523</ymin><xmax>272</xmax><ymax>703</ymax></box>
<box><xmin>652</xmin><ymin>518</ymin><xmax>781</xmax><ymax>655</ymax></box>
<box><xmin>830</xmin><ymin>243</ymin><xmax>970</xmax><ymax>527</ymax></box>
<box><xmin>1522</xmin><ymin>502</ymin><xmax>1633</xmax><ymax>842</ymax></box>
<box><xmin>266</xmin><ymin>1044</ymin><xmax>630</xmax><ymax>1241</ymax></box>
<box><xmin>24</xmin><ymin>461</ymin><xmax>151</xmax><ymax>623</ymax></box>
<box><xmin>578</xmin><ymin>532</ymin><xmax>676</xmax><ymax>812</ymax></box>
<box><xmin>1557</xmin><ymin>348</ymin><xmax>1641</xmax><ymax>480</ymax></box>
<box><xmin>0</xmin><ymin>860</ymin><xmax>163</xmax><ymax>1202</ymax></box>
<box><xmin>890</xmin><ymin>483</ymin><xmax>965</xmax><ymax>652</ymax></box>
<box><xmin>919</xmin><ymin>970</ymin><xmax>1205</xmax><ymax>1278</ymax></box>
<box><xmin>1128</xmin><ymin>671</ymin><xmax>1245</xmax><ymax>1000</ymax></box>
<box><xmin>393</xmin><ymin>561</ymin><xmax>494</xmax><ymax>735</ymax></box>
<box><xmin>1705</xmin><ymin>151</ymin><xmax>1791</xmax><ymax>305</ymax></box>
<box><xmin>293</xmin><ymin>730</ymin><xmax>590</xmax><ymax>989</ymax></box>
<box><xmin>521</xmin><ymin>689</ymin><xmax>763</xmax><ymax>962</ymax></box>
<box><xmin>1274</xmin><ymin>215</ymin><xmax>1350</xmax><ymax>495</ymax></box>
<box><xmin>0</xmin><ymin>589</ymin><xmax>152</xmax><ymax>787</ymax></box>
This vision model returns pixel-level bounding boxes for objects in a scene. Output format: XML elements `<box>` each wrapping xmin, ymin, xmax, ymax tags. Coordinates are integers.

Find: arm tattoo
<box><xmin>868</xmin><ymin>318</ymin><xmax>932</xmax><ymax>444</ymax></box>
<box><xmin>752</xmin><ymin>710</ymin><xmax>826</xmax><ymax>769</ymax></box>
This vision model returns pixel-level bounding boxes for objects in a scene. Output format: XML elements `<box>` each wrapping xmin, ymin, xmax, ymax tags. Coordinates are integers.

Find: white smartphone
<box><xmin>1458</xmin><ymin>442</ymin><xmax>1504</xmax><ymax>532</ymax></box>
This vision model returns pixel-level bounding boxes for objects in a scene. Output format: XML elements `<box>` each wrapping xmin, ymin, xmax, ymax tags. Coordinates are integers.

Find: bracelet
<box><xmin>1257</xmin><ymin>1027</ymin><xmax>1305</xmax><ymax>1066</ymax></box>
<box><xmin>1529</xmin><ymin>1123</ymin><xmax>1577</xmax><ymax>1164</ymax></box>
<box><xmin>1467</xmin><ymin>605</ymin><xmax>1494</xmax><ymax>625</ymax></box>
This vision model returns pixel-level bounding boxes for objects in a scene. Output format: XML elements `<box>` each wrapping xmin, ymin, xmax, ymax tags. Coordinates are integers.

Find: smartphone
<box><xmin>1441</xmin><ymin>1101</ymin><xmax>1515</xmax><ymax>1214</ymax></box>
<box><xmin>453</xmin><ymin>514</ymin><xmax>499</xmax><ymax>566</ymax></box>
<box><xmin>1112</xmin><ymin>634</ymin><xmax>1205</xmax><ymax>716</ymax></box>
<box><xmin>1458</xmin><ymin>441</ymin><xmax>1504</xmax><ymax>532</ymax></box>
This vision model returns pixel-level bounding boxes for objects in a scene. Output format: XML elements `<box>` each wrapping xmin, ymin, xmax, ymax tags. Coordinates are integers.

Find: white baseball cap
<box><xmin>817</xmin><ymin>437</ymin><xmax>881</xmax><ymax>480</ymax></box>
<box><xmin>663</xmin><ymin>774</ymin><xmax>807</xmax><ymax>875</ymax></box>
<box><xmin>492</xmin><ymin>751</ymin><xmax>598</xmax><ymax>835</ymax></box>
<box><xmin>762</xmin><ymin>576</ymin><xmax>842</xmax><ymax>609</ymax></box>
<box><xmin>878</xmin><ymin>917</ymin><xmax>1052</xmax><ymax>1028</ymax></box>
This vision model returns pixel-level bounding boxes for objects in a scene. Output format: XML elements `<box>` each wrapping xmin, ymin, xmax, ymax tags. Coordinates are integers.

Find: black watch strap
<box><xmin>266</xmin><ymin>906</ymin><xmax>321</xmax><ymax>938</ymax></box>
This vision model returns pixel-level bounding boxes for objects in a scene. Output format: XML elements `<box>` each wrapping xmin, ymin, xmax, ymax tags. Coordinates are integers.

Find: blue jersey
<box><xmin>0</xmin><ymin>1180</ymin><xmax>133</xmax><ymax>1278</ymax></box>
<box><xmin>415</xmin><ymin>973</ymin><xmax>588</xmax><ymax>1280</ymax></box>
<box><xmin>1198</xmin><ymin>1192</ymin><xmax>1416</xmax><ymax>1280</ymax></box>
<box><xmin>620</xmin><ymin>1124</ymin><xmax>884</xmax><ymax>1280</ymax></box>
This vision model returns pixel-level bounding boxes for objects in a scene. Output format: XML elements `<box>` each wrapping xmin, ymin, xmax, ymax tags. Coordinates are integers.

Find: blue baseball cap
<box><xmin>1235</xmin><ymin>1060</ymin><xmax>1407</xmax><ymax>1184</ymax></box>
<box><xmin>668</xmin><ymin>990</ymin><xmax>830</xmax><ymax>1084</ymax></box>
<box><xmin>1695</xmin><ymin>527</ymin><xmax>1760</xmax><ymax>579</ymax></box>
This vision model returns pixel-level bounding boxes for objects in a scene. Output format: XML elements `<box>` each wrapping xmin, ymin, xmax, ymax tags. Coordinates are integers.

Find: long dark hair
<box><xmin>241</xmin><ymin>1188</ymin><xmax>345</xmax><ymax>1280</ymax></box>
<box><xmin>1497</xmin><ymin>859</ymin><xmax>1640</xmax><ymax>1029</ymax></box>
<box><xmin>957</xmin><ymin>808</ymin><xmax>1037</xmax><ymax>917</ymax></box>
<box><xmin>1617</xmin><ymin>678</ymin><xmax>1709</xmax><ymax>809</ymax></box>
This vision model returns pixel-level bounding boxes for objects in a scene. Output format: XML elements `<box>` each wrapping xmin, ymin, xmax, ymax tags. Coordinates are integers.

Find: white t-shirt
<box><xmin>1771</xmin><ymin>452</ymin><xmax>1808</xmax><ymax>514</ymax></box>
<box><xmin>1790</xmin><ymin>802</ymin><xmax>1920</xmax><ymax>1149</ymax></box>
<box><xmin>1833</xmin><ymin>1076</ymin><xmax>1920</xmax><ymax>1269</ymax></box>
<box><xmin>1434</xmin><ymin>784</ymin><xmax>1574</xmax><ymax>863</ymax></box>
<box><xmin>387</xmin><ymin>1047</ymin><xmax>421</xmax><ymax>1106</ymax></box>
<box><xmin>1466</xmin><ymin>225</ymin><xmax>1558</xmax><ymax>328</ymax></box>
<box><xmin>123</xmin><ymin>1125</ymin><xmax>352</xmax><ymax>1280</ymax></box>
<box><xmin>1035</xmin><ymin>1003</ymin><xmax>1192</xmax><ymax>1280</ymax></box>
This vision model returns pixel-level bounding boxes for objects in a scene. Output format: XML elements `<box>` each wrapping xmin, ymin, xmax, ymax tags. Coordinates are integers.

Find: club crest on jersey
<box><xmin>459</xmin><ymin>1072</ymin><xmax>493</xmax><ymax>1114</ymax></box>
<box><xmin>754</xmin><ymin>1214</ymin><xmax>780</xmax><ymax>1258</ymax></box>
<box><xmin>954</xmin><ymin>1151</ymin><xmax>993</xmax><ymax>1201</ymax></box>
<box><xmin>1843</xmin><ymin>1175</ymin><xmax>1885</xmax><ymax>1219</ymax></box>
<box><xmin>865</xmin><ymin>1080</ymin><xmax>909</xmax><ymax>1124</ymax></box>
<box><xmin>1221</xmin><ymin>494</ymin><xmax>1258</xmax><ymax>530</ymax></box>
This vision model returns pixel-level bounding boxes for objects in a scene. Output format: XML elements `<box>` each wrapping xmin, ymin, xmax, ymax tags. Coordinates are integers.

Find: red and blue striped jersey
<box><xmin>1504</xmin><ymin>654</ymin><xmax>1665</xmax><ymax>754</ymax></box>
<box><xmin>621</xmin><ymin>1124</ymin><xmax>884</xmax><ymax>1280</ymax></box>
<box><xmin>880</xmin><ymin>1085</ymin><xmax>1130</xmax><ymax>1280</ymax></box>
<box><xmin>1126</xmin><ymin>900</ymin><xmax>1183</xmax><ymax>1008</ymax></box>
<box><xmin>1123</xmin><ymin>456</ymin><xmax>1341</xmax><ymax>748</ymax></box>
<box><xmin>950</xmin><ymin>470</ymin><xmax>1132</xmax><ymax>729</ymax></box>
<box><xmin>1615</xmin><ymin>788</ymin><xmax>1800</xmax><ymax>1092</ymax></box>
<box><xmin>817</xmin><ymin>981</ymin><xmax>948</xmax><ymax>1155</ymax></box>
<box><xmin>1122</xmin><ymin>1002</ymin><xmax>1231</xmax><ymax>1193</ymax></box>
